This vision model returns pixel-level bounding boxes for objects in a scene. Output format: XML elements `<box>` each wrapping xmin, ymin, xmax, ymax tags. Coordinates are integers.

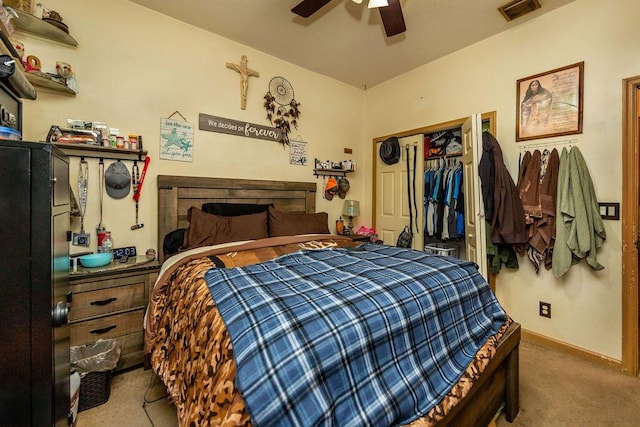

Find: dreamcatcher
<box><xmin>264</xmin><ymin>76</ymin><xmax>301</xmax><ymax>146</ymax></box>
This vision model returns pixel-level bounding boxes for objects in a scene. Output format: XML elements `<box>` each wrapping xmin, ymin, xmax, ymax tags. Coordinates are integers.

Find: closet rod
<box><xmin>519</xmin><ymin>138</ymin><xmax>579</xmax><ymax>151</ymax></box>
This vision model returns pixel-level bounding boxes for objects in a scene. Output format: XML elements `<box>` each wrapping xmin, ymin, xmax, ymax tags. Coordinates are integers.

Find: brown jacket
<box><xmin>518</xmin><ymin>149</ymin><xmax>560</xmax><ymax>271</ymax></box>
<box><xmin>479</xmin><ymin>132</ymin><xmax>527</xmax><ymax>245</ymax></box>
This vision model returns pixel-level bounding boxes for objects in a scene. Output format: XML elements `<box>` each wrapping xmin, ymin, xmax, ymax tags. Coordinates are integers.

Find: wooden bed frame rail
<box><xmin>439</xmin><ymin>322</ymin><xmax>520</xmax><ymax>425</ymax></box>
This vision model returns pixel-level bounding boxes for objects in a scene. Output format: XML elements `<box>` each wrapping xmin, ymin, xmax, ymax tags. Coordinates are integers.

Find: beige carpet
<box><xmin>77</xmin><ymin>340</ymin><xmax>640</xmax><ymax>426</ymax></box>
<box><xmin>76</xmin><ymin>366</ymin><xmax>177</xmax><ymax>427</ymax></box>
<box><xmin>496</xmin><ymin>340</ymin><xmax>640</xmax><ymax>426</ymax></box>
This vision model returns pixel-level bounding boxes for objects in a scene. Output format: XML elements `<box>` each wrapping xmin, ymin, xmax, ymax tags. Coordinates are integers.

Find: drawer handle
<box><xmin>90</xmin><ymin>297</ymin><xmax>117</xmax><ymax>306</ymax></box>
<box><xmin>90</xmin><ymin>325</ymin><xmax>117</xmax><ymax>335</ymax></box>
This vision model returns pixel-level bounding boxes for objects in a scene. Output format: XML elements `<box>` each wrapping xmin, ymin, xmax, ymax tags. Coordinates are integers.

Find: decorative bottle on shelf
<box><xmin>101</xmin><ymin>232</ymin><xmax>113</xmax><ymax>256</ymax></box>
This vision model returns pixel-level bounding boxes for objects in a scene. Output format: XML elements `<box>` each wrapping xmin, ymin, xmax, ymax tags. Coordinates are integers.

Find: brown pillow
<box><xmin>228</xmin><ymin>211</ymin><xmax>268</xmax><ymax>242</ymax></box>
<box><xmin>268</xmin><ymin>206</ymin><xmax>330</xmax><ymax>237</ymax></box>
<box><xmin>182</xmin><ymin>207</ymin><xmax>230</xmax><ymax>250</ymax></box>
<box><xmin>182</xmin><ymin>207</ymin><xmax>268</xmax><ymax>250</ymax></box>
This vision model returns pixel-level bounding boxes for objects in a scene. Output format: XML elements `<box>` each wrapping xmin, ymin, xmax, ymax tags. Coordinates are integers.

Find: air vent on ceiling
<box><xmin>498</xmin><ymin>0</ymin><xmax>541</xmax><ymax>21</ymax></box>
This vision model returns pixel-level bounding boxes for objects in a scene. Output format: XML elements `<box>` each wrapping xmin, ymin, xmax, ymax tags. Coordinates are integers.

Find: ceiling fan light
<box><xmin>368</xmin><ymin>0</ymin><xmax>389</xmax><ymax>8</ymax></box>
<box><xmin>352</xmin><ymin>0</ymin><xmax>363</xmax><ymax>4</ymax></box>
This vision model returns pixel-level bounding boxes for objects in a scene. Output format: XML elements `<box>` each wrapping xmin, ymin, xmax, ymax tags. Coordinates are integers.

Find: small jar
<box><xmin>116</xmin><ymin>136</ymin><xmax>125</xmax><ymax>149</ymax></box>
<box><xmin>129</xmin><ymin>135</ymin><xmax>139</xmax><ymax>150</ymax></box>
<box><xmin>101</xmin><ymin>232</ymin><xmax>113</xmax><ymax>254</ymax></box>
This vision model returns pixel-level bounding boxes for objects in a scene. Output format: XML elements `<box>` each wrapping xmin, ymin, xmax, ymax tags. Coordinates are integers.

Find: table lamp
<box><xmin>342</xmin><ymin>200</ymin><xmax>360</xmax><ymax>235</ymax></box>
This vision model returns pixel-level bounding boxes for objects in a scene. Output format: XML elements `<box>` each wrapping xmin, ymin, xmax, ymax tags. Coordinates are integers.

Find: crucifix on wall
<box><xmin>226</xmin><ymin>55</ymin><xmax>259</xmax><ymax>110</ymax></box>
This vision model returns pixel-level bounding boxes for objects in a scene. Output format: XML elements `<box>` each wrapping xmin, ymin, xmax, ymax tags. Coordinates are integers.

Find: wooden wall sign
<box><xmin>199</xmin><ymin>113</ymin><xmax>282</xmax><ymax>143</ymax></box>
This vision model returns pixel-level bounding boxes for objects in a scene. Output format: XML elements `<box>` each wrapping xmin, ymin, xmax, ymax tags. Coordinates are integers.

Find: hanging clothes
<box><xmin>478</xmin><ymin>131</ymin><xmax>525</xmax><ymax>273</ymax></box>
<box><xmin>530</xmin><ymin>148</ymin><xmax>559</xmax><ymax>271</ymax></box>
<box><xmin>517</xmin><ymin>149</ymin><xmax>542</xmax><ymax>223</ymax></box>
<box><xmin>516</xmin><ymin>148</ymin><xmax>560</xmax><ymax>273</ymax></box>
<box><xmin>423</xmin><ymin>158</ymin><xmax>464</xmax><ymax>240</ymax></box>
<box><xmin>552</xmin><ymin>146</ymin><xmax>606</xmax><ymax>278</ymax></box>
<box><xmin>479</xmin><ymin>131</ymin><xmax>527</xmax><ymax>245</ymax></box>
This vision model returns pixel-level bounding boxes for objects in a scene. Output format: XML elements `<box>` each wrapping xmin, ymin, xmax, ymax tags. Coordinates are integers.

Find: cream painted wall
<box><xmin>18</xmin><ymin>0</ymin><xmax>365</xmax><ymax>256</ymax></box>
<box><xmin>363</xmin><ymin>0</ymin><xmax>639</xmax><ymax>360</ymax></box>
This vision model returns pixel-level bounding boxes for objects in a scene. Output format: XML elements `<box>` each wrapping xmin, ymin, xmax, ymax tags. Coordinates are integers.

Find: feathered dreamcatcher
<box><xmin>264</xmin><ymin>76</ymin><xmax>301</xmax><ymax>146</ymax></box>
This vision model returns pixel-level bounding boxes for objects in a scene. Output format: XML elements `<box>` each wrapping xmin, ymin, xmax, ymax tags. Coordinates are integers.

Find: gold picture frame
<box><xmin>516</xmin><ymin>61</ymin><xmax>584</xmax><ymax>141</ymax></box>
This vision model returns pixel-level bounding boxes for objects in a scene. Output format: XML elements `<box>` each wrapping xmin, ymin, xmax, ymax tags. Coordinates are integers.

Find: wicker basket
<box><xmin>424</xmin><ymin>242</ymin><xmax>459</xmax><ymax>258</ymax></box>
<box><xmin>78</xmin><ymin>371</ymin><xmax>112</xmax><ymax>412</ymax></box>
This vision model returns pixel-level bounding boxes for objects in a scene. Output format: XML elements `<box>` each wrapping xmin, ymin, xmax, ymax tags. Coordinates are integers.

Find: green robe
<box><xmin>552</xmin><ymin>147</ymin><xmax>606</xmax><ymax>278</ymax></box>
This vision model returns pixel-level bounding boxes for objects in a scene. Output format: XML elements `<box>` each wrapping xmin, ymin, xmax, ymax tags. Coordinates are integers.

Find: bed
<box><xmin>147</xmin><ymin>175</ymin><xmax>521</xmax><ymax>426</ymax></box>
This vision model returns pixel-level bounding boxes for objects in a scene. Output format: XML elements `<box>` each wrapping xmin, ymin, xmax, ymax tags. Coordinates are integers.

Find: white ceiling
<box><xmin>129</xmin><ymin>0</ymin><xmax>576</xmax><ymax>89</ymax></box>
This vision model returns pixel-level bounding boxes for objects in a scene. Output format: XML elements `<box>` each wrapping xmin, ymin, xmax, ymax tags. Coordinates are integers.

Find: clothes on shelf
<box><xmin>424</xmin><ymin>157</ymin><xmax>464</xmax><ymax>240</ymax></box>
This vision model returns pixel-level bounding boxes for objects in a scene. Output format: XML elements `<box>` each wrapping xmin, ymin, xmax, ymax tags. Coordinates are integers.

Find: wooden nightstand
<box><xmin>69</xmin><ymin>256</ymin><xmax>159</xmax><ymax>371</ymax></box>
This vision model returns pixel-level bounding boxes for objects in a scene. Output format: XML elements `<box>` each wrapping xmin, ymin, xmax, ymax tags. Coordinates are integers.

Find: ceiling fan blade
<box><xmin>292</xmin><ymin>0</ymin><xmax>332</xmax><ymax>18</ymax></box>
<box><xmin>378</xmin><ymin>0</ymin><xmax>406</xmax><ymax>37</ymax></box>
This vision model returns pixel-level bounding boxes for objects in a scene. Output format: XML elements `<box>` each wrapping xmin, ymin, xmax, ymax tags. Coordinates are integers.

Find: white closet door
<box><xmin>462</xmin><ymin>114</ymin><xmax>488</xmax><ymax>280</ymax></box>
<box><xmin>375</xmin><ymin>135</ymin><xmax>423</xmax><ymax>250</ymax></box>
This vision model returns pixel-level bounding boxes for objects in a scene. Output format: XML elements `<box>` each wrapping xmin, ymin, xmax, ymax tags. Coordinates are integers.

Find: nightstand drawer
<box><xmin>69</xmin><ymin>282</ymin><xmax>145</xmax><ymax>321</ymax></box>
<box><xmin>70</xmin><ymin>310</ymin><xmax>144</xmax><ymax>346</ymax></box>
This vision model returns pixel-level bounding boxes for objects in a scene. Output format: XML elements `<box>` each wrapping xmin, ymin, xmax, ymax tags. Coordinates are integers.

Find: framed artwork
<box><xmin>516</xmin><ymin>61</ymin><xmax>584</xmax><ymax>141</ymax></box>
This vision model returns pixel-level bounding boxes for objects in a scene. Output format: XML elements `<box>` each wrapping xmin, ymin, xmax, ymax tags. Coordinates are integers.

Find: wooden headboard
<box><xmin>157</xmin><ymin>175</ymin><xmax>317</xmax><ymax>261</ymax></box>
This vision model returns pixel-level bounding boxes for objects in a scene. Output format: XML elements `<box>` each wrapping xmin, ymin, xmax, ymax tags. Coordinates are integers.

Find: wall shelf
<box><xmin>25</xmin><ymin>72</ymin><xmax>76</xmax><ymax>95</ymax></box>
<box><xmin>313</xmin><ymin>168</ymin><xmax>353</xmax><ymax>178</ymax></box>
<box><xmin>0</xmin><ymin>17</ymin><xmax>36</xmax><ymax>99</ymax></box>
<box><xmin>11</xmin><ymin>9</ymin><xmax>79</xmax><ymax>47</ymax></box>
<box><xmin>53</xmin><ymin>143</ymin><xmax>147</xmax><ymax>161</ymax></box>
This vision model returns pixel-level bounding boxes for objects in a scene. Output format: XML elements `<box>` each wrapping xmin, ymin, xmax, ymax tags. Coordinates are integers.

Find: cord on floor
<box><xmin>142</xmin><ymin>369</ymin><xmax>169</xmax><ymax>427</ymax></box>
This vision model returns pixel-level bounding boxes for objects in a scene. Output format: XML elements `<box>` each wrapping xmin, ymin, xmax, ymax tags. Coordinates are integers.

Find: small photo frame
<box><xmin>516</xmin><ymin>61</ymin><xmax>584</xmax><ymax>141</ymax></box>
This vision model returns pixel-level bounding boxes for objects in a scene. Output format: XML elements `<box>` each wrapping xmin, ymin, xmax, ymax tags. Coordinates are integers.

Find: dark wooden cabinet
<box><xmin>0</xmin><ymin>140</ymin><xmax>71</xmax><ymax>426</ymax></box>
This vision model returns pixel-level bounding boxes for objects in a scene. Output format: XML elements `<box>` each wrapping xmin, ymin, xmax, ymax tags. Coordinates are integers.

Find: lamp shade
<box><xmin>342</xmin><ymin>200</ymin><xmax>360</xmax><ymax>217</ymax></box>
<box><xmin>368</xmin><ymin>0</ymin><xmax>389</xmax><ymax>8</ymax></box>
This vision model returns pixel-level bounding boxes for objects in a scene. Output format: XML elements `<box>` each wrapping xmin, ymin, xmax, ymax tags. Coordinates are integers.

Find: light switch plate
<box><xmin>598</xmin><ymin>202</ymin><xmax>620</xmax><ymax>220</ymax></box>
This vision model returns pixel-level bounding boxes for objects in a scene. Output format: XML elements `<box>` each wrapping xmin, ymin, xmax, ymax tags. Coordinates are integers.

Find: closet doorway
<box><xmin>621</xmin><ymin>76</ymin><xmax>640</xmax><ymax>376</ymax></box>
<box><xmin>372</xmin><ymin>112</ymin><xmax>496</xmax><ymax>284</ymax></box>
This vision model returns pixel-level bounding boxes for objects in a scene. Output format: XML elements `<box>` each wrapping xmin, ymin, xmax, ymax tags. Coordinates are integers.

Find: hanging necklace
<box><xmin>78</xmin><ymin>157</ymin><xmax>89</xmax><ymax>234</ymax></box>
<box><xmin>97</xmin><ymin>158</ymin><xmax>105</xmax><ymax>233</ymax></box>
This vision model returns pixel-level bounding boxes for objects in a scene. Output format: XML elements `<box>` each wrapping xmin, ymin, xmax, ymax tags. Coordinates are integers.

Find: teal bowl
<box><xmin>79</xmin><ymin>252</ymin><xmax>113</xmax><ymax>268</ymax></box>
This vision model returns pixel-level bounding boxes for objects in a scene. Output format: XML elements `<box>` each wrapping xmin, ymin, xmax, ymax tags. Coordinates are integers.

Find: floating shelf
<box><xmin>11</xmin><ymin>9</ymin><xmax>78</xmax><ymax>47</ymax></box>
<box><xmin>313</xmin><ymin>168</ymin><xmax>353</xmax><ymax>178</ymax></box>
<box><xmin>25</xmin><ymin>72</ymin><xmax>76</xmax><ymax>95</ymax></box>
<box><xmin>53</xmin><ymin>143</ymin><xmax>147</xmax><ymax>161</ymax></box>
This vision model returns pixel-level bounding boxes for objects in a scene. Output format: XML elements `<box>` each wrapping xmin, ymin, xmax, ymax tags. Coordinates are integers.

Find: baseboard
<box><xmin>522</xmin><ymin>329</ymin><xmax>622</xmax><ymax>371</ymax></box>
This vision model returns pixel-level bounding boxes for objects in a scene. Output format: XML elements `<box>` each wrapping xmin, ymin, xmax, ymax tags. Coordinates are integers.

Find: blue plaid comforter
<box><xmin>205</xmin><ymin>244</ymin><xmax>507</xmax><ymax>427</ymax></box>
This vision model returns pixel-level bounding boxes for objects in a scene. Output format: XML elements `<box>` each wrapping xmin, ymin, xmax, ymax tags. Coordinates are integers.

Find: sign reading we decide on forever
<box><xmin>199</xmin><ymin>113</ymin><xmax>282</xmax><ymax>143</ymax></box>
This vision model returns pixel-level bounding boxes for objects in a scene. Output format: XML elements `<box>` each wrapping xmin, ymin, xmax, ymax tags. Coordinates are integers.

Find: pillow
<box><xmin>182</xmin><ymin>207</ymin><xmax>230</xmax><ymax>250</ymax></box>
<box><xmin>228</xmin><ymin>211</ymin><xmax>268</xmax><ymax>242</ymax></box>
<box><xmin>201</xmin><ymin>202</ymin><xmax>272</xmax><ymax>216</ymax></box>
<box><xmin>182</xmin><ymin>207</ymin><xmax>268</xmax><ymax>250</ymax></box>
<box><xmin>268</xmin><ymin>206</ymin><xmax>330</xmax><ymax>237</ymax></box>
<box><xmin>163</xmin><ymin>228</ymin><xmax>186</xmax><ymax>257</ymax></box>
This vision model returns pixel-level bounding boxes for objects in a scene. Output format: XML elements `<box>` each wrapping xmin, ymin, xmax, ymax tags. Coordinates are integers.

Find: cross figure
<box><xmin>226</xmin><ymin>55</ymin><xmax>259</xmax><ymax>110</ymax></box>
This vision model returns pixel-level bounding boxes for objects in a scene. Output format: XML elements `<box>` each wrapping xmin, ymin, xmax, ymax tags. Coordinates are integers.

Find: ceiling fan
<box><xmin>292</xmin><ymin>0</ymin><xmax>406</xmax><ymax>37</ymax></box>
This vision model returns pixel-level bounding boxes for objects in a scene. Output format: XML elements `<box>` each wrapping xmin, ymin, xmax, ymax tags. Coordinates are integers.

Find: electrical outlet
<box><xmin>539</xmin><ymin>301</ymin><xmax>551</xmax><ymax>318</ymax></box>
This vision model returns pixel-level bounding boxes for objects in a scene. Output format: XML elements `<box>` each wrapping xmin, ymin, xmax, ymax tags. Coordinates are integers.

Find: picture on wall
<box><xmin>516</xmin><ymin>61</ymin><xmax>584</xmax><ymax>141</ymax></box>
<box><xmin>289</xmin><ymin>139</ymin><xmax>307</xmax><ymax>166</ymax></box>
<box><xmin>160</xmin><ymin>117</ymin><xmax>194</xmax><ymax>162</ymax></box>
